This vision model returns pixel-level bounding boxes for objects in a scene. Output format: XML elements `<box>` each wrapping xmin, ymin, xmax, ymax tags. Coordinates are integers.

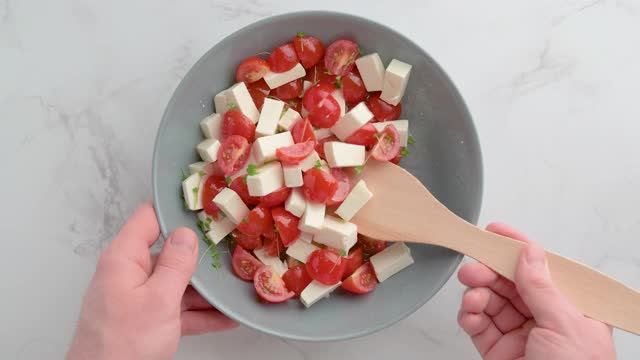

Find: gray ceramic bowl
<box><xmin>153</xmin><ymin>11</ymin><xmax>482</xmax><ymax>341</ymax></box>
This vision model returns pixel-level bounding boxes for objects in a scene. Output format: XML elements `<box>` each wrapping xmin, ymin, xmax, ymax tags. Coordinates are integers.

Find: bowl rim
<box><xmin>152</xmin><ymin>10</ymin><xmax>482</xmax><ymax>342</ymax></box>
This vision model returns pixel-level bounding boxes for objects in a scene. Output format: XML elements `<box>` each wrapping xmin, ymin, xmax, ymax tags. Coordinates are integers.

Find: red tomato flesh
<box><xmin>340</xmin><ymin>70</ymin><xmax>367</xmax><ymax>105</ymax></box>
<box><xmin>306</xmin><ymin>249</ymin><xmax>346</xmax><ymax>285</ymax></box>
<box><xmin>273</xmin><ymin>79</ymin><xmax>303</xmax><ymax>100</ymax></box>
<box><xmin>229</xmin><ymin>176</ymin><xmax>260</xmax><ymax>206</ymax></box>
<box><xmin>253</xmin><ymin>266</ymin><xmax>295</xmax><ymax>302</ymax></box>
<box><xmin>326</xmin><ymin>168</ymin><xmax>350</xmax><ymax>206</ymax></box>
<box><xmin>235</xmin><ymin>56</ymin><xmax>270</xmax><ymax>84</ymax></box>
<box><xmin>291</xmin><ymin>118</ymin><xmax>317</xmax><ymax>145</ymax></box>
<box><xmin>366</xmin><ymin>92</ymin><xmax>402</xmax><ymax>122</ymax></box>
<box><xmin>371</xmin><ymin>124</ymin><xmax>401</xmax><ymax>161</ymax></box>
<box><xmin>342</xmin><ymin>247</ymin><xmax>364</xmax><ymax>279</ymax></box>
<box><xmin>341</xmin><ymin>262</ymin><xmax>377</xmax><ymax>294</ymax></box>
<box><xmin>232</xmin><ymin>246</ymin><xmax>263</xmax><ymax>281</ymax></box>
<box><xmin>230</xmin><ymin>229</ymin><xmax>263</xmax><ymax>250</ymax></box>
<box><xmin>293</xmin><ymin>34</ymin><xmax>325</xmax><ymax>69</ymax></box>
<box><xmin>304</xmin><ymin>63</ymin><xmax>336</xmax><ymax>85</ymax></box>
<box><xmin>247</xmin><ymin>79</ymin><xmax>270</xmax><ymax>110</ymax></box>
<box><xmin>345</xmin><ymin>123</ymin><xmax>378</xmax><ymax>147</ymax></box>
<box><xmin>217</xmin><ymin>135</ymin><xmax>251</xmax><ymax>176</ymax></box>
<box><xmin>222</xmin><ymin>109</ymin><xmax>256</xmax><ymax>143</ymax></box>
<box><xmin>236</xmin><ymin>205</ymin><xmax>273</xmax><ymax>237</ymax></box>
<box><xmin>308</xmin><ymin>96</ymin><xmax>341</xmax><ymax>128</ymax></box>
<box><xmin>263</xmin><ymin>235</ymin><xmax>284</xmax><ymax>257</ymax></box>
<box><xmin>271</xmin><ymin>207</ymin><xmax>301</xmax><ymax>247</ymax></box>
<box><xmin>358</xmin><ymin>235</ymin><xmax>387</xmax><ymax>255</ymax></box>
<box><xmin>282</xmin><ymin>264</ymin><xmax>313</xmax><ymax>297</ymax></box>
<box><xmin>303</xmin><ymin>168</ymin><xmax>339</xmax><ymax>203</ymax></box>
<box><xmin>324</xmin><ymin>39</ymin><xmax>359</xmax><ymax>76</ymax></box>
<box><xmin>276</xmin><ymin>141</ymin><xmax>315</xmax><ymax>164</ymax></box>
<box><xmin>302</xmin><ymin>83</ymin><xmax>336</xmax><ymax>113</ymax></box>
<box><xmin>201</xmin><ymin>175</ymin><xmax>226</xmax><ymax>217</ymax></box>
<box><xmin>259</xmin><ymin>187</ymin><xmax>291</xmax><ymax>208</ymax></box>
<box><xmin>267</xmin><ymin>43</ymin><xmax>299</xmax><ymax>73</ymax></box>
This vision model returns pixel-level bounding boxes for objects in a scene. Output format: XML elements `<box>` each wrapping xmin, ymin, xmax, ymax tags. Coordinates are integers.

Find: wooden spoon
<box><xmin>351</xmin><ymin>161</ymin><xmax>640</xmax><ymax>335</ymax></box>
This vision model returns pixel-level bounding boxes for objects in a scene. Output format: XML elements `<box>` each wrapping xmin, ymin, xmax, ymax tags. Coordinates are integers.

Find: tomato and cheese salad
<box><xmin>181</xmin><ymin>33</ymin><xmax>415</xmax><ymax>307</ymax></box>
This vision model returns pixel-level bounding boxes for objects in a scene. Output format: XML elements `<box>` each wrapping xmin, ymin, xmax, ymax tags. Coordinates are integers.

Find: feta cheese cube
<box><xmin>254</xmin><ymin>248</ymin><xmax>288</xmax><ymax>276</ymax></box>
<box><xmin>246</xmin><ymin>162</ymin><xmax>284</xmax><ymax>196</ymax></box>
<box><xmin>299</xmin><ymin>151</ymin><xmax>321</xmax><ymax>172</ymax></box>
<box><xmin>213</xmin><ymin>188</ymin><xmax>249</xmax><ymax>224</ymax></box>
<box><xmin>300</xmin><ymin>280</ymin><xmax>341</xmax><ymax>308</ymax></box>
<box><xmin>226</xmin><ymin>82</ymin><xmax>260</xmax><ymax>123</ymax></box>
<box><xmin>214</xmin><ymin>90</ymin><xmax>230</xmax><ymax>114</ymax></box>
<box><xmin>256</xmin><ymin>98</ymin><xmax>285</xmax><ymax>137</ymax></box>
<box><xmin>286</xmin><ymin>240</ymin><xmax>320</xmax><ymax>263</ymax></box>
<box><xmin>199</xmin><ymin>211</ymin><xmax>236</xmax><ymax>244</ymax></box>
<box><xmin>182</xmin><ymin>172</ymin><xmax>205</xmax><ymax>210</ymax></box>
<box><xmin>200</xmin><ymin>113</ymin><xmax>223</xmax><ymax>139</ymax></box>
<box><xmin>372</xmin><ymin>120</ymin><xmax>409</xmax><ymax>147</ymax></box>
<box><xmin>285</xmin><ymin>188</ymin><xmax>306</xmax><ymax>217</ymax></box>
<box><xmin>303</xmin><ymin>80</ymin><xmax>313</xmax><ymax>93</ymax></box>
<box><xmin>370</xmin><ymin>242</ymin><xmax>414</xmax><ymax>282</ymax></box>
<box><xmin>283</xmin><ymin>164</ymin><xmax>303</xmax><ymax>188</ymax></box>
<box><xmin>252</xmin><ymin>131</ymin><xmax>294</xmax><ymax>164</ymax></box>
<box><xmin>264</xmin><ymin>63</ymin><xmax>306</xmax><ymax>89</ymax></box>
<box><xmin>196</xmin><ymin>139</ymin><xmax>221</xmax><ymax>162</ymax></box>
<box><xmin>314</xmin><ymin>128</ymin><xmax>333</xmax><ymax>140</ymax></box>
<box><xmin>335</xmin><ymin>180</ymin><xmax>373</xmax><ymax>221</ymax></box>
<box><xmin>318</xmin><ymin>159</ymin><xmax>330</xmax><ymax>173</ymax></box>
<box><xmin>333</xmin><ymin>89</ymin><xmax>346</xmax><ymax>118</ymax></box>
<box><xmin>278</xmin><ymin>108</ymin><xmax>301</xmax><ymax>131</ymax></box>
<box><xmin>355</xmin><ymin>53</ymin><xmax>385</xmax><ymax>92</ymax></box>
<box><xmin>297</xmin><ymin>232</ymin><xmax>313</xmax><ymax>243</ymax></box>
<box><xmin>380</xmin><ymin>59</ymin><xmax>412</xmax><ymax>106</ymax></box>
<box><xmin>330</xmin><ymin>102</ymin><xmax>374</xmax><ymax>140</ymax></box>
<box><xmin>324</xmin><ymin>142</ymin><xmax>365</xmax><ymax>168</ymax></box>
<box><xmin>299</xmin><ymin>201</ymin><xmax>326</xmax><ymax>233</ymax></box>
<box><xmin>312</xmin><ymin>215</ymin><xmax>358</xmax><ymax>252</ymax></box>
<box><xmin>188</xmin><ymin>162</ymin><xmax>208</xmax><ymax>175</ymax></box>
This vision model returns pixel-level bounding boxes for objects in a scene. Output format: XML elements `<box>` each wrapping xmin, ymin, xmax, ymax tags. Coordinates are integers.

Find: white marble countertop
<box><xmin>2</xmin><ymin>0</ymin><xmax>639</xmax><ymax>358</ymax></box>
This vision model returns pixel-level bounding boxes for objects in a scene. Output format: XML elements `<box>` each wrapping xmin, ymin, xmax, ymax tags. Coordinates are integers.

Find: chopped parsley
<box><xmin>339</xmin><ymin>250</ymin><xmax>347</xmax><ymax>257</ymax></box>
<box><xmin>227</xmin><ymin>103</ymin><xmax>236</xmax><ymax>110</ymax></box>
<box><xmin>400</xmin><ymin>148</ymin><xmax>410</xmax><ymax>157</ymax></box>
<box><xmin>297</xmin><ymin>31</ymin><xmax>305</xmax><ymax>37</ymax></box>
<box><xmin>313</xmin><ymin>160</ymin><xmax>322</xmax><ymax>169</ymax></box>
<box><xmin>333</xmin><ymin>75</ymin><xmax>342</xmax><ymax>89</ymax></box>
<box><xmin>242</xmin><ymin>216</ymin><xmax>249</xmax><ymax>223</ymax></box>
<box><xmin>408</xmin><ymin>135</ymin><xmax>415</xmax><ymax>145</ymax></box>
<box><xmin>225</xmin><ymin>176</ymin><xmax>232</xmax><ymax>185</ymax></box>
<box><xmin>198</xmin><ymin>170</ymin><xmax>205</xmax><ymax>177</ymax></box>
<box><xmin>354</xmin><ymin>165</ymin><xmax>364</xmax><ymax>174</ymax></box>
<box><xmin>191</xmin><ymin>187</ymin><xmax>199</xmax><ymax>208</ymax></box>
<box><xmin>247</xmin><ymin>163</ymin><xmax>259</xmax><ymax>176</ymax></box>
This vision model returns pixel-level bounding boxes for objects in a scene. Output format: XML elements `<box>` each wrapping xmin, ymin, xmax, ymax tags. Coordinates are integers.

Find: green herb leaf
<box><xmin>297</xmin><ymin>31</ymin><xmax>305</xmax><ymax>37</ymax></box>
<box><xmin>400</xmin><ymin>148</ymin><xmax>410</xmax><ymax>157</ymax></box>
<box><xmin>227</xmin><ymin>103</ymin><xmax>236</xmax><ymax>110</ymax></box>
<box><xmin>220</xmin><ymin>211</ymin><xmax>227</xmax><ymax>218</ymax></box>
<box><xmin>339</xmin><ymin>250</ymin><xmax>347</xmax><ymax>256</ymax></box>
<box><xmin>242</xmin><ymin>216</ymin><xmax>248</xmax><ymax>223</ymax></box>
<box><xmin>408</xmin><ymin>135</ymin><xmax>415</xmax><ymax>145</ymax></box>
<box><xmin>242</xmin><ymin>175</ymin><xmax>248</xmax><ymax>184</ymax></box>
<box><xmin>247</xmin><ymin>163</ymin><xmax>259</xmax><ymax>176</ymax></box>
<box><xmin>191</xmin><ymin>187</ymin><xmax>199</xmax><ymax>208</ymax></box>
<box><xmin>313</xmin><ymin>160</ymin><xmax>322</xmax><ymax>169</ymax></box>
<box><xmin>181</xmin><ymin>168</ymin><xmax>189</xmax><ymax>181</ymax></box>
<box><xmin>198</xmin><ymin>170</ymin><xmax>205</xmax><ymax>177</ymax></box>
<box><xmin>206</xmin><ymin>216</ymin><xmax>213</xmax><ymax>224</ymax></box>
<box><xmin>333</xmin><ymin>75</ymin><xmax>342</xmax><ymax>89</ymax></box>
<box><xmin>225</xmin><ymin>176</ymin><xmax>232</xmax><ymax>185</ymax></box>
<box><xmin>354</xmin><ymin>165</ymin><xmax>364</xmax><ymax>174</ymax></box>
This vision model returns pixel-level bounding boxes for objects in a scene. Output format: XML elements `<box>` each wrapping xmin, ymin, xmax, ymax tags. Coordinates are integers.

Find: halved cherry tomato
<box><xmin>304</xmin><ymin>63</ymin><xmax>336</xmax><ymax>85</ymax></box>
<box><xmin>235</xmin><ymin>56</ymin><xmax>270</xmax><ymax>84</ymax></box>
<box><xmin>282</xmin><ymin>264</ymin><xmax>313</xmax><ymax>297</ymax></box>
<box><xmin>217</xmin><ymin>135</ymin><xmax>251</xmax><ymax>176</ymax></box>
<box><xmin>285</xmin><ymin>98</ymin><xmax>302</xmax><ymax>113</ymax></box>
<box><xmin>308</xmin><ymin>96</ymin><xmax>341</xmax><ymax>128</ymax></box>
<box><xmin>276</xmin><ymin>141</ymin><xmax>315</xmax><ymax>164</ymax></box>
<box><xmin>236</xmin><ymin>205</ymin><xmax>273</xmax><ymax>237</ymax></box>
<box><xmin>366</xmin><ymin>92</ymin><xmax>402</xmax><ymax>122</ymax></box>
<box><xmin>222</xmin><ymin>109</ymin><xmax>256</xmax><ymax>143</ymax></box>
<box><xmin>302</xmin><ymin>83</ymin><xmax>335</xmax><ymax>112</ymax></box>
<box><xmin>342</xmin><ymin>247</ymin><xmax>364</xmax><ymax>279</ymax></box>
<box><xmin>232</xmin><ymin>246</ymin><xmax>263</xmax><ymax>281</ymax></box>
<box><xmin>345</xmin><ymin>123</ymin><xmax>377</xmax><ymax>147</ymax></box>
<box><xmin>306</xmin><ymin>249</ymin><xmax>346</xmax><ymax>285</ymax></box>
<box><xmin>247</xmin><ymin>79</ymin><xmax>270</xmax><ymax>110</ymax></box>
<box><xmin>229</xmin><ymin>176</ymin><xmax>260</xmax><ymax>206</ymax></box>
<box><xmin>201</xmin><ymin>175</ymin><xmax>226</xmax><ymax>217</ymax></box>
<box><xmin>253</xmin><ymin>265</ymin><xmax>295</xmax><ymax>302</ymax></box>
<box><xmin>371</xmin><ymin>124</ymin><xmax>401</xmax><ymax>161</ymax></box>
<box><xmin>358</xmin><ymin>235</ymin><xmax>387</xmax><ymax>255</ymax></box>
<box><xmin>287</xmin><ymin>256</ymin><xmax>303</xmax><ymax>268</ymax></box>
<box><xmin>263</xmin><ymin>234</ymin><xmax>284</xmax><ymax>257</ymax></box>
<box><xmin>230</xmin><ymin>229</ymin><xmax>263</xmax><ymax>250</ymax></box>
<box><xmin>324</xmin><ymin>39</ymin><xmax>359</xmax><ymax>76</ymax></box>
<box><xmin>259</xmin><ymin>187</ymin><xmax>291</xmax><ymax>207</ymax></box>
<box><xmin>341</xmin><ymin>262</ymin><xmax>377</xmax><ymax>294</ymax></box>
<box><xmin>267</xmin><ymin>43</ymin><xmax>298</xmax><ymax>73</ymax></box>
<box><xmin>339</xmin><ymin>70</ymin><xmax>367</xmax><ymax>105</ymax></box>
<box><xmin>303</xmin><ymin>168</ymin><xmax>338</xmax><ymax>203</ymax></box>
<box><xmin>272</xmin><ymin>207</ymin><xmax>300</xmax><ymax>247</ymax></box>
<box><xmin>326</xmin><ymin>168</ymin><xmax>350</xmax><ymax>206</ymax></box>
<box><xmin>293</xmin><ymin>33</ymin><xmax>325</xmax><ymax>69</ymax></box>
<box><xmin>273</xmin><ymin>79</ymin><xmax>303</xmax><ymax>100</ymax></box>
<box><xmin>316</xmin><ymin>135</ymin><xmax>338</xmax><ymax>160</ymax></box>
<box><xmin>291</xmin><ymin>118</ymin><xmax>317</xmax><ymax>145</ymax></box>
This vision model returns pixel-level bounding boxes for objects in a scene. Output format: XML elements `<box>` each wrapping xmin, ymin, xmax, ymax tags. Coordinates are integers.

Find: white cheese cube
<box><xmin>246</xmin><ymin>162</ymin><xmax>284</xmax><ymax>196</ymax></box>
<box><xmin>283</xmin><ymin>164</ymin><xmax>303</xmax><ymax>188</ymax></box>
<box><xmin>264</xmin><ymin>63</ymin><xmax>306</xmax><ymax>89</ymax></box>
<box><xmin>318</xmin><ymin>159</ymin><xmax>330</xmax><ymax>173</ymax></box>
<box><xmin>299</xmin><ymin>201</ymin><xmax>326</xmax><ymax>233</ymax></box>
<box><xmin>205</xmin><ymin>216</ymin><xmax>236</xmax><ymax>244</ymax></box>
<box><xmin>380</xmin><ymin>59</ymin><xmax>412</xmax><ymax>106</ymax></box>
<box><xmin>278</xmin><ymin>108</ymin><xmax>302</xmax><ymax>131</ymax></box>
<box><xmin>226</xmin><ymin>82</ymin><xmax>260</xmax><ymax>123</ymax></box>
<box><xmin>182</xmin><ymin>172</ymin><xmax>205</xmax><ymax>210</ymax></box>
<box><xmin>196</xmin><ymin>139</ymin><xmax>221</xmax><ymax>162</ymax></box>
<box><xmin>299</xmin><ymin>151</ymin><xmax>321</xmax><ymax>172</ymax></box>
<box><xmin>372</xmin><ymin>120</ymin><xmax>409</xmax><ymax>147</ymax></box>
<box><xmin>355</xmin><ymin>53</ymin><xmax>385</xmax><ymax>92</ymax></box>
<box><xmin>330</xmin><ymin>102</ymin><xmax>374</xmax><ymax>140</ymax></box>
<box><xmin>200</xmin><ymin>113</ymin><xmax>223</xmax><ymax>139</ymax></box>
<box><xmin>213</xmin><ymin>188</ymin><xmax>249</xmax><ymax>225</ymax></box>
<box><xmin>297</xmin><ymin>232</ymin><xmax>314</xmax><ymax>243</ymax></box>
<box><xmin>286</xmin><ymin>240</ymin><xmax>320</xmax><ymax>263</ymax></box>
<box><xmin>303</xmin><ymin>80</ymin><xmax>313</xmax><ymax>94</ymax></box>
<box><xmin>324</xmin><ymin>142</ymin><xmax>365</xmax><ymax>168</ymax></box>
<box><xmin>312</xmin><ymin>215</ymin><xmax>358</xmax><ymax>252</ymax></box>
<box><xmin>335</xmin><ymin>180</ymin><xmax>373</xmax><ymax>221</ymax></box>
<box><xmin>188</xmin><ymin>162</ymin><xmax>208</xmax><ymax>175</ymax></box>
<box><xmin>252</xmin><ymin>131</ymin><xmax>294</xmax><ymax>164</ymax></box>
<box><xmin>314</xmin><ymin>128</ymin><xmax>333</xmax><ymax>140</ymax></box>
<box><xmin>254</xmin><ymin>248</ymin><xmax>288</xmax><ymax>276</ymax></box>
<box><xmin>300</xmin><ymin>280</ymin><xmax>341</xmax><ymax>308</ymax></box>
<box><xmin>370</xmin><ymin>242</ymin><xmax>414</xmax><ymax>282</ymax></box>
<box><xmin>333</xmin><ymin>89</ymin><xmax>346</xmax><ymax>118</ymax></box>
<box><xmin>285</xmin><ymin>188</ymin><xmax>306</xmax><ymax>217</ymax></box>
<box><xmin>214</xmin><ymin>90</ymin><xmax>230</xmax><ymax>114</ymax></box>
<box><xmin>256</xmin><ymin>98</ymin><xmax>285</xmax><ymax>137</ymax></box>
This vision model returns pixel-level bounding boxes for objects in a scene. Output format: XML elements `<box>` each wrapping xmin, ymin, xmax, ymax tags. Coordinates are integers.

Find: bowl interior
<box><xmin>153</xmin><ymin>11</ymin><xmax>482</xmax><ymax>341</ymax></box>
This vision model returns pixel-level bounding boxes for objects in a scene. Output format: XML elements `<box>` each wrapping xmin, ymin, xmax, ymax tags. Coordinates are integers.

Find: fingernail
<box><xmin>170</xmin><ymin>229</ymin><xmax>196</xmax><ymax>252</ymax></box>
<box><xmin>525</xmin><ymin>243</ymin><xmax>546</xmax><ymax>270</ymax></box>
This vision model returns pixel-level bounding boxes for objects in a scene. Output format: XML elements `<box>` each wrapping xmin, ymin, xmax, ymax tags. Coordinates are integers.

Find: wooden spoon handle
<box><xmin>448</xmin><ymin>223</ymin><xmax>640</xmax><ymax>335</ymax></box>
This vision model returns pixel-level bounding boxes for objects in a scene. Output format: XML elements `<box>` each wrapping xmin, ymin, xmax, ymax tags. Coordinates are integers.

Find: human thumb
<box><xmin>514</xmin><ymin>243</ymin><xmax>579</xmax><ymax>332</ymax></box>
<box><xmin>148</xmin><ymin>227</ymin><xmax>199</xmax><ymax>300</ymax></box>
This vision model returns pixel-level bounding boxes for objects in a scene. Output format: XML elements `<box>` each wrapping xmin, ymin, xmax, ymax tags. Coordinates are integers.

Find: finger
<box><xmin>147</xmin><ymin>227</ymin><xmax>198</xmax><ymax>302</ymax></box>
<box><xmin>514</xmin><ymin>243</ymin><xmax>581</xmax><ymax>332</ymax></box>
<box><xmin>486</xmin><ymin>222</ymin><xmax>531</xmax><ymax>242</ymax></box>
<box><xmin>484</xmin><ymin>324</ymin><xmax>532</xmax><ymax>360</ymax></box>
<box><xmin>458</xmin><ymin>312</ymin><xmax>502</xmax><ymax>357</ymax></box>
<box><xmin>181</xmin><ymin>286</ymin><xmax>214</xmax><ymax>311</ymax></box>
<box><xmin>480</xmin><ymin>287</ymin><xmax>528</xmax><ymax>333</ymax></box>
<box><xmin>181</xmin><ymin>310</ymin><xmax>238</xmax><ymax>336</ymax></box>
<box><xmin>461</xmin><ymin>287</ymin><xmax>490</xmax><ymax>314</ymax></box>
